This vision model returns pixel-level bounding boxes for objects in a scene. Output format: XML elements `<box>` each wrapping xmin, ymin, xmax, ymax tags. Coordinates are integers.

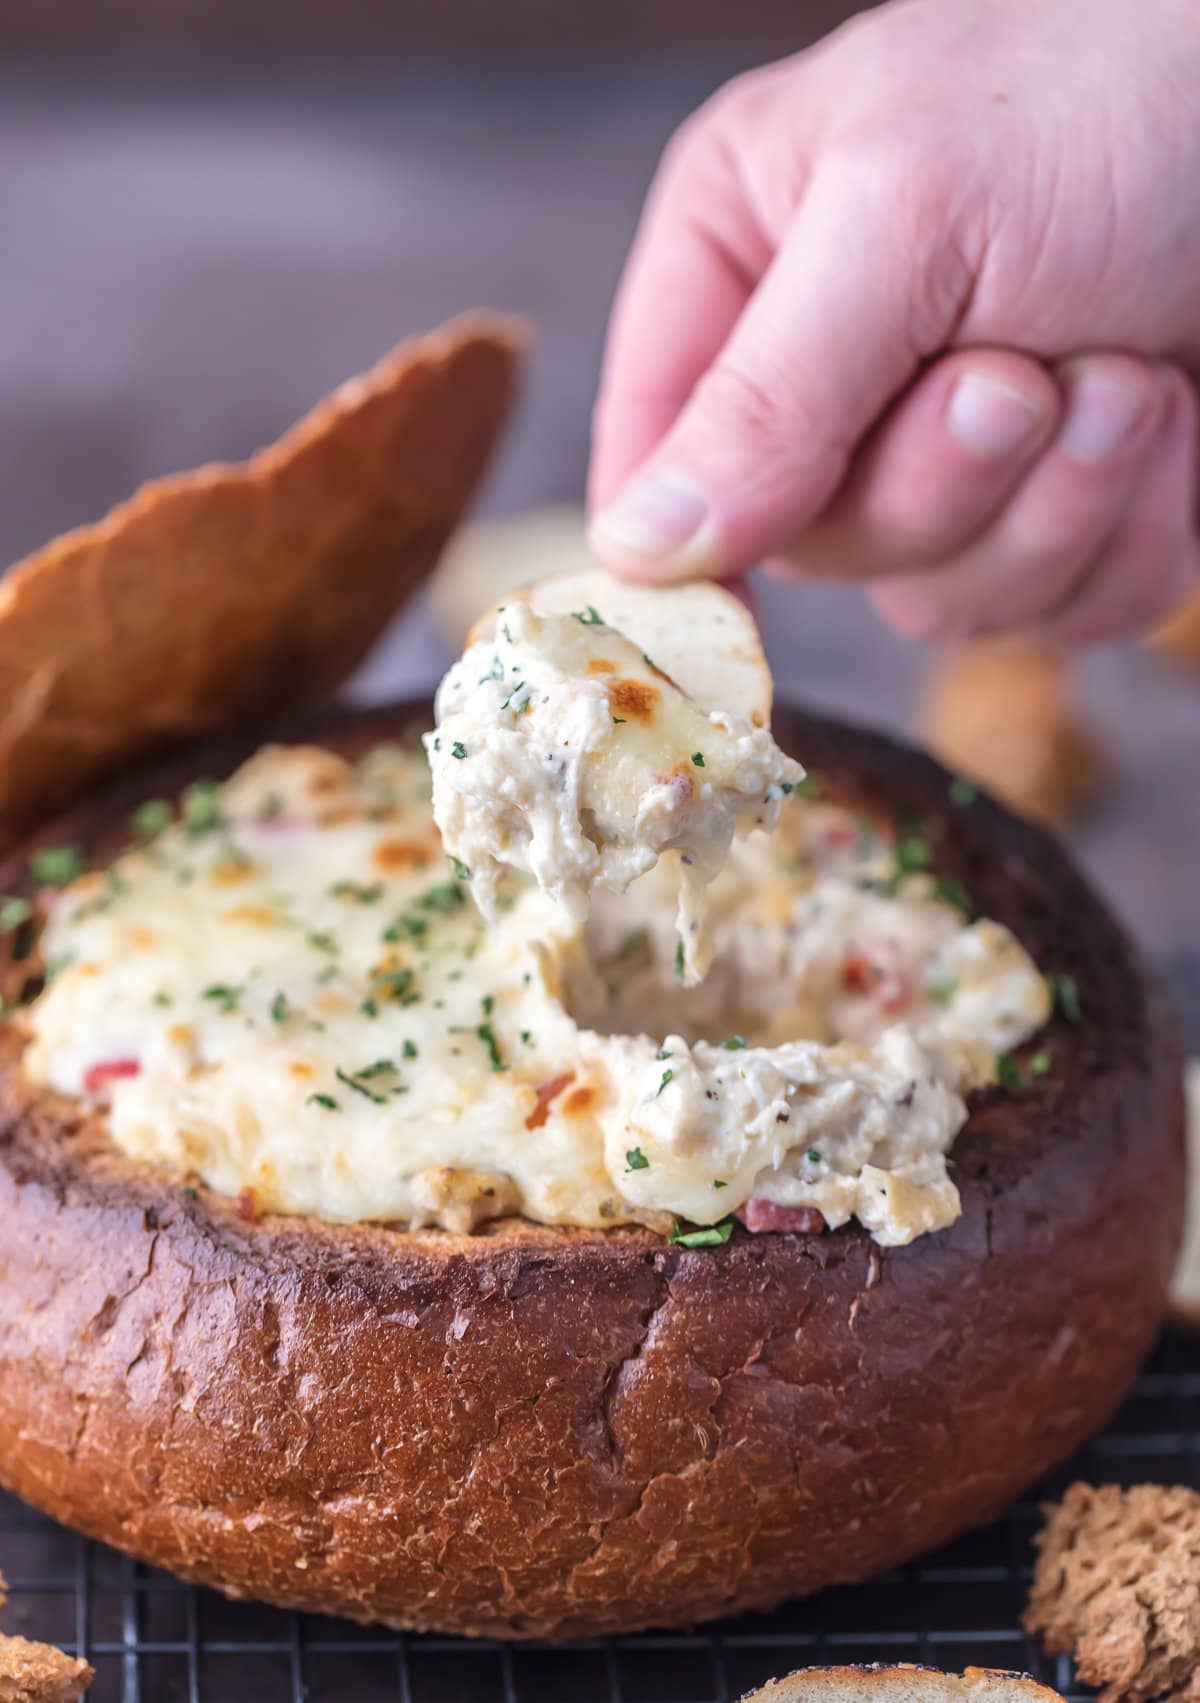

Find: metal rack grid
<box><xmin>3</xmin><ymin>958</ymin><xmax>1197</xmax><ymax>1703</ymax></box>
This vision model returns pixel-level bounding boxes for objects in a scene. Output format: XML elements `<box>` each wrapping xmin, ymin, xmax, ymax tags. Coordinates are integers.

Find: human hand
<box><xmin>588</xmin><ymin>0</ymin><xmax>1200</xmax><ymax>642</ymax></box>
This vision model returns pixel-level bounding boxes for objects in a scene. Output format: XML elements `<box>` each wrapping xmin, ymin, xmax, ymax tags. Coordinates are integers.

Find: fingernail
<box><xmin>947</xmin><ymin>373</ymin><xmax>1045</xmax><ymax>459</ymax></box>
<box><xmin>591</xmin><ymin>469</ymin><xmax>709</xmax><ymax>561</ymax></box>
<box><xmin>1059</xmin><ymin>372</ymin><xmax>1147</xmax><ymax>463</ymax></box>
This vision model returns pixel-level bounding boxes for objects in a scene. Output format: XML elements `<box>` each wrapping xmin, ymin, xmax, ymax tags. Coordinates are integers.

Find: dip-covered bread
<box><xmin>21</xmin><ymin>732</ymin><xmax>1047</xmax><ymax>1247</ymax></box>
<box><xmin>426</xmin><ymin>572</ymin><xmax>804</xmax><ymax>982</ymax></box>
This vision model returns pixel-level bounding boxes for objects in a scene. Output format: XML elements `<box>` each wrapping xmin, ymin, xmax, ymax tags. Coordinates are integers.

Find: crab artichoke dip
<box><xmin>21</xmin><ymin>693</ymin><xmax>1049</xmax><ymax>1249</ymax></box>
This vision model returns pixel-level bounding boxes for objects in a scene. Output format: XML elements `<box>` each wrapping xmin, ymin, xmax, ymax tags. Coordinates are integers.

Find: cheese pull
<box><xmin>427</xmin><ymin>571</ymin><xmax>803</xmax><ymax>982</ymax></box>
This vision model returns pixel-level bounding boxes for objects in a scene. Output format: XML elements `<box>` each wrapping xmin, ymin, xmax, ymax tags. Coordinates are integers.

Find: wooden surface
<box><xmin>0</xmin><ymin>66</ymin><xmax>1197</xmax><ymax>963</ymax></box>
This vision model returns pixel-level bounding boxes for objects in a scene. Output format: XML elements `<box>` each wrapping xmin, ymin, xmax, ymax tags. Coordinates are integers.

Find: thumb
<box><xmin>589</xmin><ymin>164</ymin><xmax>968</xmax><ymax>580</ymax></box>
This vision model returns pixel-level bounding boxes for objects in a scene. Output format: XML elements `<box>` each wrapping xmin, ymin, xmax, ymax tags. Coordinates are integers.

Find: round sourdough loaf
<box><xmin>0</xmin><ymin>701</ymin><xmax>1184</xmax><ymax>1640</ymax></box>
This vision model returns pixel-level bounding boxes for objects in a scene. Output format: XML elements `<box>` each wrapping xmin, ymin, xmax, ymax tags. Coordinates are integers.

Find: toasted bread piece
<box><xmin>0</xmin><ymin>1634</ymin><xmax>92</xmax><ymax>1701</ymax></box>
<box><xmin>740</xmin><ymin>1665</ymin><xmax>1065</xmax><ymax>1702</ymax></box>
<box><xmin>469</xmin><ymin>568</ymin><xmax>772</xmax><ymax>727</ymax></box>
<box><xmin>0</xmin><ymin>313</ymin><xmax>523</xmax><ymax>852</ymax></box>
<box><xmin>1169</xmin><ymin>1061</ymin><xmax>1200</xmax><ymax>1327</ymax></box>
<box><xmin>1149</xmin><ymin>584</ymin><xmax>1200</xmax><ymax>671</ymax></box>
<box><xmin>1025</xmin><ymin>1482</ymin><xmax>1200</xmax><ymax>1703</ymax></box>
<box><xmin>920</xmin><ymin>643</ymin><xmax>1107</xmax><ymax>830</ymax></box>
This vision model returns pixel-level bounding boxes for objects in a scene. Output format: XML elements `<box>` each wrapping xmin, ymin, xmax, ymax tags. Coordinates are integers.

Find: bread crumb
<box><xmin>0</xmin><ymin>1632</ymin><xmax>93</xmax><ymax>1701</ymax></box>
<box><xmin>1025</xmin><ymin>1482</ymin><xmax>1200</xmax><ymax>1703</ymax></box>
<box><xmin>919</xmin><ymin>643</ymin><xmax>1108</xmax><ymax>830</ymax></box>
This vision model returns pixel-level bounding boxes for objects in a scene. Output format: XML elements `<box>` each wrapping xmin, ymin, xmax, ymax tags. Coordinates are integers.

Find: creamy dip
<box><xmin>19</xmin><ymin>741</ymin><xmax>1049</xmax><ymax>1245</ymax></box>
<box><xmin>425</xmin><ymin>602</ymin><xmax>804</xmax><ymax>982</ymax></box>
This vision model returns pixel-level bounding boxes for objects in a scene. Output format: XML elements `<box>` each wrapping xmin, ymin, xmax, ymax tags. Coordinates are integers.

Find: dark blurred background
<box><xmin>1</xmin><ymin>0</ymin><xmax>1197</xmax><ymax>953</ymax></box>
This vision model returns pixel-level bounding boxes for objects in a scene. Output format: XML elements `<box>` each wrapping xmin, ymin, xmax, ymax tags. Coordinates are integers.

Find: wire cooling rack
<box><xmin>3</xmin><ymin>956</ymin><xmax>1198</xmax><ymax>1703</ymax></box>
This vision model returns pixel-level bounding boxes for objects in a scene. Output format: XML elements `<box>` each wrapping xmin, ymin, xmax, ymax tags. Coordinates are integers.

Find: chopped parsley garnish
<box><xmin>642</xmin><ymin>653</ymin><xmax>656</xmax><ymax>671</ymax></box>
<box><xmin>270</xmin><ymin>992</ymin><xmax>290</xmax><ymax>1024</ymax></box>
<box><xmin>932</xmin><ymin>875</ymin><xmax>974</xmax><ymax>918</ymax></box>
<box><xmin>807</xmin><ymin>1148</ymin><xmax>823</xmax><ymax>1165</ymax></box>
<box><xmin>181</xmin><ymin>781</ymin><xmax>224</xmax><ymax>837</ymax></box>
<box><xmin>721</xmin><ymin>1035</ymin><xmax>746</xmax><ymax>1051</ymax></box>
<box><xmin>307</xmin><ymin>1093</ymin><xmax>340</xmax><ymax>1111</ymax></box>
<box><xmin>573</xmin><ymin>606</ymin><xmax>604</xmax><ymax>625</ymax></box>
<box><xmin>520</xmin><ymin>1029</ymin><xmax>533</xmax><ymax>1045</ymax></box>
<box><xmin>307</xmin><ymin>931</ymin><xmax>338</xmax><ymax>955</ymax></box>
<box><xmin>476</xmin><ymin>1022</ymin><xmax>504</xmax><ymax>1071</ymax></box>
<box><xmin>374</xmin><ymin>968</ymin><xmax>414</xmax><ymax>1002</ymax></box>
<box><xmin>626</xmin><ymin>1146</ymin><xmax>650</xmax><ymax>1171</ymax></box>
<box><xmin>674</xmin><ymin>939</ymin><xmax>685</xmax><ymax>981</ymax></box>
<box><xmin>0</xmin><ymin>896</ymin><xmax>32</xmax><ymax>932</ymax></box>
<box><xmin>330</xmin><ymin>880</ymin><xmax>383</xmax><ymax>904</ymax></box>
<box><xmin>383</xmin><ymin>913</ymin><xmax>429</xmax><ymax>943</ymax></box>
<box><xmin>612</xmin><ymin>716</ymin><xmax>627</xmax><ymax>725</ymax></box>
<box><xmin>402</xmin><ymin>1039</ymin><xmax>418</xmax><ymax>1060</ymax></box>
<box><xmin>152</xmin><ymin>991</ymin><xmax>172</xmax><ymax>1008</ymax></box>
<box><xmin>501</xmin><ymin>681</ymin><xmax>530</xmax><ymax>713</ymax></box>
<box><xmin>713</xmin><ymin>1179</ymin><xmax>728</xmax><ymax>1190</ymax></box>
<box><xmin>691</xmin><ymin>752</ymin><xmax>706</xmax><ymax>768</ymax></box>
<box><xmin>335</xmin><ymin>1065</ymin><xmax>391</xmax><ymax>1105</ymax></box>
<box><xmin>361</xmin><ymin>997</ymin><xmax>379</xmax><ymax>1018</ymax></box>
<box><xmin>949</xmin><ymin>775</ymin><xmax>978</xmax><ymax>807</ymax></box>
<box><xmin>670</xmin><ymin>1218</ymin><xmax>734</xmax><ymax>1248</ymax></box>
<box><xmin>30</xmin><ymin>845</ymin><xmax>84</xmax><ymax>886</ymax></box>
<box><xmin>131</xmin><ymin>799</ymin><xmax>172</xmax><ymax>838</ymax></box>
<box><xmin>481</xmin><ymin>993</ymin><xmax>494</xmax><ymax>1017</ymax></box>
<box><xmin>1045</xmin><ymin>972</ymin><xmax>1081</xmax><ymax>1023</ymax></box>
<box><xmin>203</xmin><ymin>983</ymin><xmax>243</xmax><ymax>1013</ymax></box>
<box><xmin>1029</xmin><ymin>1049</ymin><xmax>1052</xmax><ymax>1076</ymax></box>
<box><xmin>894</xmin><ymin>835</ymin><xmax>931</xmax><ymax>874</ymax></box>
<box><xmin>450</xmin><ymin>858</ymin><xmax>472</xmax><ymax>882</ymax></box>
<box><xmin>926</xmin><ymin>976</ymin><xmax>959</xmax><ymax>1007</ymax></box>
<box><xmin>451</xmin><ymin>742</ymin><xmax>468</xmax><ymax>760</ymax></box>
<box><xmin>653</xmin><ymin>1069</ymin><xmax>673</xmax><ymax>1098</ymax></box>
<box><xmin>418</xmin><ymin>882</ymin><xmax>465</xmax><ymax>914</ymax></box>
<box><xmin>995</xmin><ymin>1053</ymin><xmax>1023</xmax><ymax>1089</ymax></box>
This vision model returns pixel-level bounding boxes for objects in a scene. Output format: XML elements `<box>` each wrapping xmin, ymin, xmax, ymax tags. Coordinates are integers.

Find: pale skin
<box><xmin>588</xmin><ymin>0</ymin><xmax>1200</xmax><ymax>643</ymax></box>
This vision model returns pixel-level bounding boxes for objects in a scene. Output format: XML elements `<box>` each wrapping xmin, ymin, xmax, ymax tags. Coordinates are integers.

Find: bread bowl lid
<box><xmin>0</xmin><ymin>310</ymin><xmax>525</xmax><ymax>852</ymax></box>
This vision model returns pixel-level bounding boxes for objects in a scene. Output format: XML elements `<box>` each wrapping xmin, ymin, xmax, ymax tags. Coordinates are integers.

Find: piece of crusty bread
<box><xmin>469</xmin><ymin>567</ymin><xmax>773</xmax><ymax>727</ymax></box>
<box><xmin>1169</xmin><ymin>1060</ymin><xmax>1200</xmax><ymax>1327</ymax></box>
<box><xmin>1025</xmin><ymin>1482</ymin><xmax>1200</xmax><ymax>1703</ymax></box>
<box><xmin>0</xmin><ymin>1634</ymin><xmax>92</xmax><ymax>1702</ymax></box>
<box><xmin>919</xmin><ymin>642</ymin><xmax>1108</xmax><ymax>830</ymax></box>
<box><xmin>0</xmin><ymin>312</ymin><xmax>522</xmax><ymax>853</ymax></box>
<box><xmin>740</xmin><ymin>1665</ymin><xmax>1065</xmax><ymax>1702</ymax></box>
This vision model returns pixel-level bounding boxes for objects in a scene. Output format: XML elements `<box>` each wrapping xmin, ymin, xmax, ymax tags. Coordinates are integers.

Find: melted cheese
<box><xmin>425</xmin><ymin>602</ymin><xmax>804</xmax><ymax>981</ymax></box>
<box><xmin>20</xmin><ymin>742</ymin><xmax>1050</xmax><ymax>1246</ymax></box>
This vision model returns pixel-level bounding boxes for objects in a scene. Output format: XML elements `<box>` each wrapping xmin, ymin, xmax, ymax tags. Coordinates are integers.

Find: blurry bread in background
<box><xmin>1169</xmin><ymin>1060</ymin><xmax>1200</xmax><ymax>1329</ymax></box>
<box><xmin>1149</xmin><ymin>583</ymin><xmax>1200</xmax><ymax>671</ymax></box>
<box><xmin>920</xmin><ymin>642</ymin><xmax>1109</xmax><ymax>830</ymax></box>
<box><xmin>740</xmin><ymin>1666</ymin><xmax>1065</xmax><ymax>1702</ymax></box>
<box><xmin>428</xmin><ymin>504</ymin><xmax>592</xmax><ymax>650</ymax></box>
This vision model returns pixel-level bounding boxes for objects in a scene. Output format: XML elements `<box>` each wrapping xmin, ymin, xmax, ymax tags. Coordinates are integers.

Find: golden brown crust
<box><xmin>1150</xmin><ymin>585</ymin><xmax>1200</xmax><ymax>671</ymax></box>
<box><xmin>0</xmin><ymin>1636</ymin><xmax>92</xmax><ymax>1702</ymax></box>
<box><xmin>919</xmin><ymin>642</ymin><xmax>1108</xmax><ymax>829</ymax></box>
<box><xmin>1025</xmin><ymin>1483</ymin><xmax>1200</xmax><ymax>1703</ymax></box>
<box><xmin>0</xmin><ymin>315</ymin><xmax>523</xmax><ymax>852</ymax></box>
<box><xmin>740</xmin><ymin>1665</ymin><xmax>1065</xmax><ymax>1702</ymax></box>
<box><xmin>0</xmin><ymin>701</ymin><xmax>1184</xmax><ymax>1640</ymax></box>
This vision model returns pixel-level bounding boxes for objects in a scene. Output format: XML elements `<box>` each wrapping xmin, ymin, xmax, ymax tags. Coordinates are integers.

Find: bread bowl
<box><xmin>0</xmin><ymin>693</ymin><xmax>1183</xmax><ymax>1639</ymax></box>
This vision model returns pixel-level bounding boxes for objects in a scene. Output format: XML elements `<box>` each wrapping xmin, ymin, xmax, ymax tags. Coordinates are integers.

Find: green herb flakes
<box><xmin>131</xmin><ymin>799</ymin><xmax>172</xmax><ymax>838</ymax></box>
<box><xmin>477</xmin><ymin>1021</ymin><xmax>504</xmax><ymax>1071</ymax></box>
<box><xmin>926</xmin><ymin>976</ymin><xmax>959</xmax><ymax>1007</ymax></box>
<box><xmin>574</xmin><ymin>606</ymin><xmax>604</xmax><ymax>625</ymax></box>
<box><xmin>1029</xmin><ymin>1049</ymin><xmax>1052</xmax><ymax>1076</ymax></box>
<box><xmin>450</xmin><ymin>858</ymin><xmax>472</xmax><ymax>881</ymax></box>
<box><xmin>949</xmin><ymin>775</ymin><xmax>978</xmax><ymax>806</ymax></box>
<box><xmin>181</xmin><ymin>781</ymin><xmax>223</xmax><ymax>837</ymax></box>
<box><xmin>0</xmin><ymin>896</ymin><xmax>32</xmax><ymax>932</ymax></box>
<box><xmin>670</xmin><ymin>1218</ymin><xmax>734</xmax><ymax>1249</ymax></box>
<box><xmin>451</xmin><ymin>742</ymin><xmax>468</xmax><ymax>760</ymax></box>
<box><xmin>270</xmin><ymin>992</ymin><xmax>290</xmax><ymax>1024</ymax></box>
<box><xmin>402</xmin><ymin>1039</ymin><xmax>418</xmax><ymax>1060</ymax></box>
<box><xmin>330</xmin><ymin>880</ymin><xmax>383</xmax><ymax>904</ymax></box>
<box><xmin>654</xmin><ymin>1069</ymin><xmax>673</xmax><ymax>1098</ymax></box>
<box><xmin>626</xmin><ymin>1146</ymin><xmax>650</xmax><ymax>1171</ymax></box>
<box><xmin>995</xmin><ymin>1053</ymin><xmax>1023</xmax><ymax>1090</ymax></box>
<box><xmin>691</xmin><ymin>751</ymin><xmax>706</xmax><ymax>768</ymax></box>
<box><xmin>721</xmin><ymin>1035</ymin><xmax>746</xmax><ymax>1051</ymax></box>
<box><xmin>202</xmin><ymin>983</ymin><xmax>243</xmax><ymax>1013</ymax></box>
<box><xmin>307</xmin><ymin>1093</ymin><xmax>340</xmax><ymax>1111</ymax></box>
<box><xmin>675</xmin><ymin>939</ymin><xmax>685</xmax><ymax>981</ymax></box>
<box><xmin>1045</xmin><ymin>972</ymin><xmax>1081</xmax><ymax>1023</ymax></box>
<box><xmin>932</xmin><ymin>876</ymin><xmax>974</xmax><ymax>918</ymax></box>
<box><xmin>30</xmin><ymin>845</ymin><xmax>83</xmax><ymax>886</ymax></box>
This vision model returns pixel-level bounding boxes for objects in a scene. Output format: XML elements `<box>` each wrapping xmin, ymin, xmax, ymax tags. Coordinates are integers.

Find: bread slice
<box><xmin>1168</xmin><ymin>1060</ymin><xmax>1200</xmax><ymax>1326</ymax></box>
<box><xmin>1025</xmin><ymin>1482</ymin><xmax>1200</xmax><ymax>1703</ymax></box>
<box><xmin>0</xmin><ymin>312</ymin><xmax>522</xmax><ymax>852</ymax></box>
<box><xmin>0</xmin><ymin>1635</ymin><xmax>92</xmax><ymax>1702</ymax></box>
<box><xmin>740</xmin><ymin>1665</ymin><xmax>1064</xmax><ymax>1702</ymax></box>
<box><xmin>469</xmin><ymin>567</ymin><xmax>773</xmax><ymax>727</ymax></box>
<box><xmin>919</xmin><ymin>643</ymin><xmax>1107</xmax><ymax>830</ymax></box>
